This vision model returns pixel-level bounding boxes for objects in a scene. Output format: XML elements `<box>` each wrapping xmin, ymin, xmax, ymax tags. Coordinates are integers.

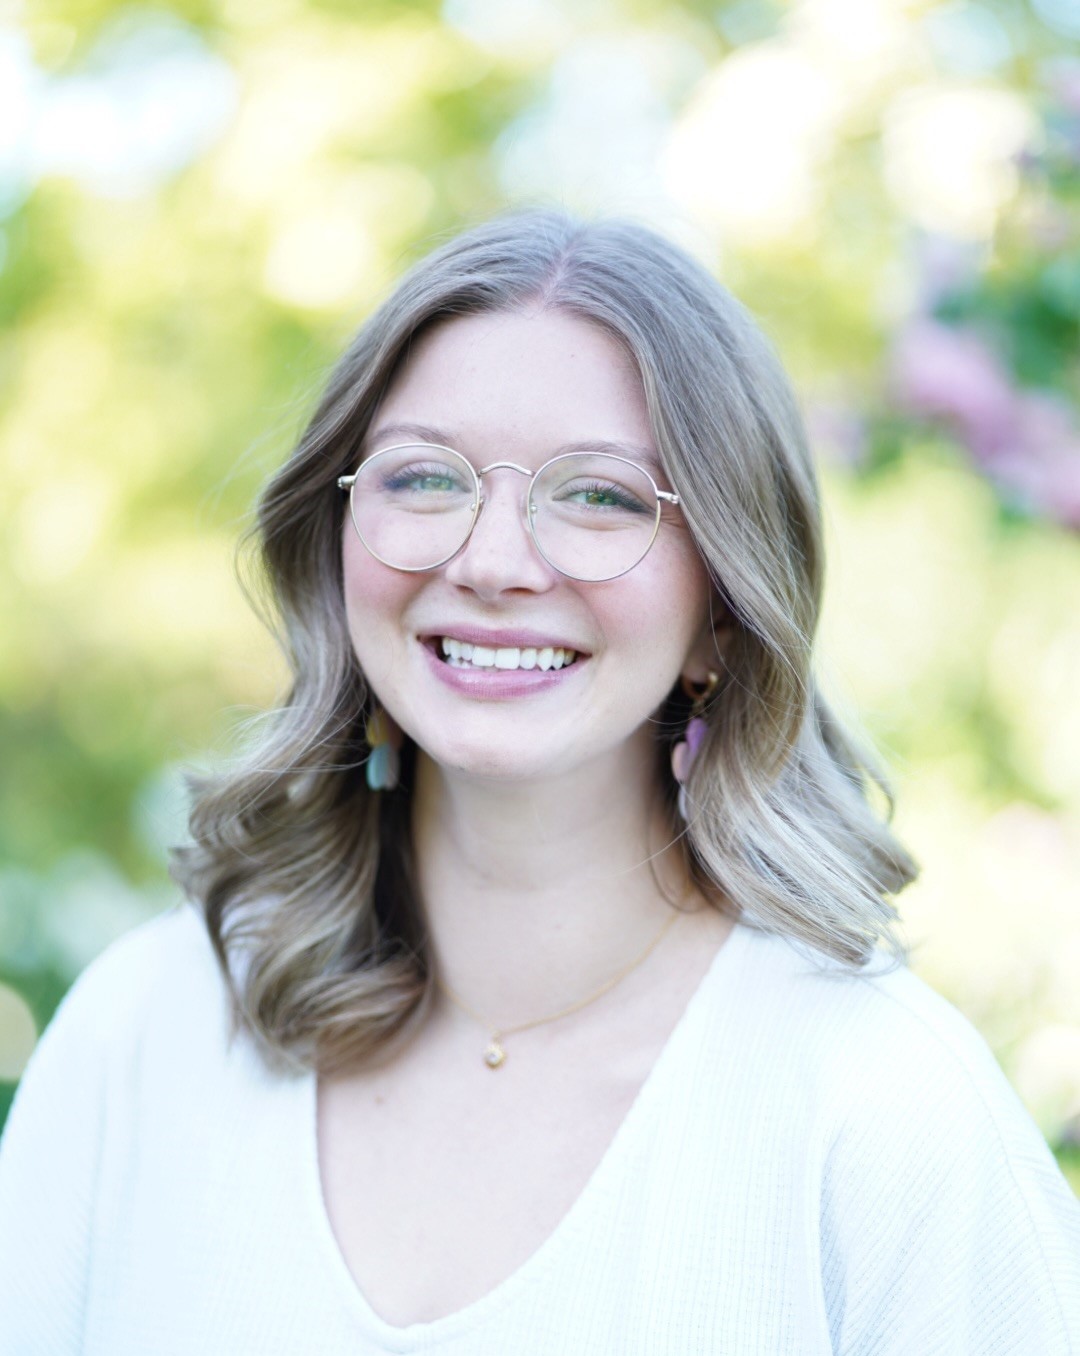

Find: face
<box><xmin>341</xmin><ymin>307</ymin><xmax>719</xmax><ymax>784</ymax></box>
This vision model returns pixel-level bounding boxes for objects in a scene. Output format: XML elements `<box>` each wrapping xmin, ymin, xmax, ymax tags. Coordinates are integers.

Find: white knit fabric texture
<box><xmin>1</xmin><ymin>902</ymin><xmax>1077</xmax><ymax>1355</ymax></box>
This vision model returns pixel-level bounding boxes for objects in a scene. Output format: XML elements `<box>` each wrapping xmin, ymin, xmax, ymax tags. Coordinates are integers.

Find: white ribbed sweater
<box><xmin>1</xmin><ymin>903</ymin><xmax>1077</xmax><ymax>1355</ymax></box>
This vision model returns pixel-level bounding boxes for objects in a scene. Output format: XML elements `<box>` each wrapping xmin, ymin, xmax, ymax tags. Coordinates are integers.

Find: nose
<box><xmin>442</xmin><ymin>464</ymin><xmax>555</xmax><ymax>599</ymax></box>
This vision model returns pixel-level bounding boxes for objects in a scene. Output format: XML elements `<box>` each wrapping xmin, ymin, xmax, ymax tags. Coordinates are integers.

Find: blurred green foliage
<box><xmin>1</xmin><ymin>0</ymin><xmax>1078</xmax><ymax>1185</ymax></box>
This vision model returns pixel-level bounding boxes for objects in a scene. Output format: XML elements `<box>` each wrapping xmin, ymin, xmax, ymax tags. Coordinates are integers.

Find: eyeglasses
<box><xmin>337</xmin><ymin>442</ymin><xmax>680</xmax><ymax>583</ymax></box>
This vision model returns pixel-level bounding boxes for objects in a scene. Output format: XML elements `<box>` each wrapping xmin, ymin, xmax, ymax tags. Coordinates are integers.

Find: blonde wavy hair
<box><xmin>171</xmin><ymin>205</ymin><xmax>917</xmax><ymax>1077</ymax></box>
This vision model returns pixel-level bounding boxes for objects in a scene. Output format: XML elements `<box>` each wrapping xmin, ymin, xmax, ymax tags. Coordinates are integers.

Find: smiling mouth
<box><xmin>431</xmin><ymin>637</ymin><xmax>579</xmax><ymax>672</ymax></box>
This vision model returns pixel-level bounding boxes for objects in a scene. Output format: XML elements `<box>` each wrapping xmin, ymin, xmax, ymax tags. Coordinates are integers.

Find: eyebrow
<box><xmin>364</xmin><ymin>421</ymin><xmax>664</xmax><ymax>472</ymax></box>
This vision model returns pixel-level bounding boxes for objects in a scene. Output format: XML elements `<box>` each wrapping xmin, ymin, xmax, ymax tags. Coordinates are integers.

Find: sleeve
<box><xmin>819</xmin><ymin>1003</ymin><xmax>1080</xmax><ymax>1356</ymax></box>
<box><xmin>0</xmin><ymin>981</ymin><xmax>106</xmax><ymax>1352</ymax></box>
<box><xmin>0</xmin><ymin>918</ymin><xmax>161</xmax><ymax>1356</ymax></box>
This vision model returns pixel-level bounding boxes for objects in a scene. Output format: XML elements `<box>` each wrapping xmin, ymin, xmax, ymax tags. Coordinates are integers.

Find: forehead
<box><xmin>368</xmin><ymin>309</ymin><xmax>657</xmax><ymax>468</ymax></box>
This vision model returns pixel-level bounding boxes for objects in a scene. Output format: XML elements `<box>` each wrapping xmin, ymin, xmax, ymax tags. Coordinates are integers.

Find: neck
<box><xmin>410</xmin><ymin>733</ymin><xmax>695</xmax><ymax>1027</ymax></box>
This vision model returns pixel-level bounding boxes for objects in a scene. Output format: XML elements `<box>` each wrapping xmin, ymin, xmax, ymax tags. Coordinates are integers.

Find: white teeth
<box><xmin>435</xmin><ymin>638</ymin><xmax>577</xmax><ymax>672</ymax></box>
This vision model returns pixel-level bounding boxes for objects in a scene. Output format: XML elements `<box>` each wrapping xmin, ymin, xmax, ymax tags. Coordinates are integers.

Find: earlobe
<box><xmin>681</xmin><ymin>600</ymin><xmax>734</xmax><ymax>689</ymax></box>
<box><xmin>681</xmin><ymin>670</ymin><xmax>721</xmax><ymax>706</ymax></box>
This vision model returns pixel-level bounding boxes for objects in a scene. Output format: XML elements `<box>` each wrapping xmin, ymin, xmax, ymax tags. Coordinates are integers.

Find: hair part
<box><xmin>171</xmin><ymin>204</ymin><xmax>917</xmax><ymax>1077</ymax></box>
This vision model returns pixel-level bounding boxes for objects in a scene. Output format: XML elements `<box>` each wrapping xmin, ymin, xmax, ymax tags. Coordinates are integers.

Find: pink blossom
<box><xmin>889</xmin><ymin>319</ymin><xmax>1019</xmax><ymax>459</ymax></box>
<box><xmin>989</xmin><ymin>391</ymin><xmax>1080</xmax><ymax>527</ymax></box>
<box><xmin>889</xmin><ymin>320</ymin><xmax>1080</xmax><ymax>529</ymax></box>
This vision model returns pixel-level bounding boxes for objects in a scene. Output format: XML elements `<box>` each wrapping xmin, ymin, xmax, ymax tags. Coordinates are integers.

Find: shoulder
<box><xmin>0</xmin><ymin>904</ymin><xmax>245</xmax><ymax>1347</ymax></box>
<box><xmin>719</xmin><ymin>925</ymin><xmax>1080</xmax><ymax>1348</ymax></box>
<box><xmin>63</xmin><ymin>900</ymin><xmax>220</xmax><ymax>1015</ymax></box>
<box><xmin>32</xmin><ymin>901</ymin><xmax>229</xmax><ymax>1070</ymax></box>
<box><xmin>715</xmin><ymin>920</ymin><xmax>1077</xmax><ymax>1204</ymax></box>
<box><xmin>724</xmin><ymin>921</ymin><xmax>1024</xmax><ymax>1133</ymax></box>
<box><xmin>3</xmin><ymin>901</ymin><xmax>254</xmax><ymax>1174</ymax></box>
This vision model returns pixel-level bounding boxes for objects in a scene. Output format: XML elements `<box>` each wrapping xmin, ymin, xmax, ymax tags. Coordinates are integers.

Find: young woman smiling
<box><xmin>1</xmin><ymin>208</ymin><xmax>1077</xmax><ymax>1354</ymax></box>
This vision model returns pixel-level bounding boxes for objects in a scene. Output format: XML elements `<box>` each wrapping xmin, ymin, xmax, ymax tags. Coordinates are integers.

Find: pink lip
<box><xmin>417</xmin><ymin>625</ymin><xmax>590</xmax><ymax>654</ymax></box>
<box><xmin>419</xmin><ymin>638</ymin><xmax>585</xmax><ymax>699</ymax></box>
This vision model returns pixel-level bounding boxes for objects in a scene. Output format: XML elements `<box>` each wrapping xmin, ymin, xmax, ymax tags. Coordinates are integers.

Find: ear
<box><xmin>681</xmin><ymin>592</ymin><xmax>735</xmax><ymax>689</ymax></box>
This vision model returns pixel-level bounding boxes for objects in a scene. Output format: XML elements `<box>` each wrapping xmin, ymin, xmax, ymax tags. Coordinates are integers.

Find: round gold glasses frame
<box><xmin>336</xmin><ymin>441</ymin><xmax>681</xmax><ymax>583</ymax></box>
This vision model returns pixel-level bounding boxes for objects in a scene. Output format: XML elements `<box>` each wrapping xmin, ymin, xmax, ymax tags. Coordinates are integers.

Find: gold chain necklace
<box><xmin>436</xmin><ymin>909</ymin><xmax>682</xmax><ymax>1069</ymax></box>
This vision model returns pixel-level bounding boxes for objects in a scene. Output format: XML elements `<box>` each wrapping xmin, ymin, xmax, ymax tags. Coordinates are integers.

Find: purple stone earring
<box><xmin>671</xmin><ymin>671</ymin><xmax>720</xmax><ymax>823</ymax></box>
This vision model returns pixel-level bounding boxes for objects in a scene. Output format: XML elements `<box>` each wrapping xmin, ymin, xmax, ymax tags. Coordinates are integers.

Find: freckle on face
<box><xmin>341</xmin><ymin>308</ymin><xmax>712</xmax><ymax>782</ymax></box>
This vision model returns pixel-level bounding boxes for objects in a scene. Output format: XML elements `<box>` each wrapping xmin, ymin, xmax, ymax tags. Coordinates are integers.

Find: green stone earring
<box><xmin>365</xmin><ymin>707</ymin><xmax>402</xmax><ymax>791</ymax></box>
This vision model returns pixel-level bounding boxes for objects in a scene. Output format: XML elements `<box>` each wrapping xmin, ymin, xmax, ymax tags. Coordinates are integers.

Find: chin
<box><xmin>410</xmin><ymin>726</ymin><xmax>583</xmax><ymax>784</ymax></box>
<box><xmin>425</xmin><ymin>743</ymin><xmax>556</xmax><ymax>783</ymax></box>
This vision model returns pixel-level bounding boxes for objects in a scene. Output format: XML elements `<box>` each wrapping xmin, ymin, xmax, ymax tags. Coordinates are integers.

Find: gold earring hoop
<box><xmin>680</xmin><ymin>670</ymin><xmax>721</xmax><ymax>707</ymax></box>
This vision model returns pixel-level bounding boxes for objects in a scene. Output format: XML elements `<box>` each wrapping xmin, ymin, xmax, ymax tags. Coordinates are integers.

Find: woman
<box><xmin>1</xmin><ymin>207</ymin><xmax>1077</xmax><ymax>1354</ymax></box>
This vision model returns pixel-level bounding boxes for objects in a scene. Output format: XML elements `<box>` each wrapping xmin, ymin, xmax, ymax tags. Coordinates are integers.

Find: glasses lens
<box><xmin>530</xmin><ymin>454</ymin><xmax>661</xmax><ymax>581</ymax></box>
<box><xmin>350</xmin><ymin>444</ymin><xmax>478</xmax><ymax>570</ymax></box>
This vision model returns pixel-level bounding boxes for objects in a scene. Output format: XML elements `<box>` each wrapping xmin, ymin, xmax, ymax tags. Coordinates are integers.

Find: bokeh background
<box><xmin>1</xmin><ymin>0</ymin><xmax>1078</xmax><ymax>1190</ymax></box>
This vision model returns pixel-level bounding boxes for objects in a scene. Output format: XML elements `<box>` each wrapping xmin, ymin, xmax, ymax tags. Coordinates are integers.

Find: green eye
<box><xmin>382</xmin><ymin>463</ymin><xmax>470</xmax><ymax>495</ymax></box>
<box><xmin>557</xmin><ymin>479</ymin><xmax>651</xmax><ymax>515</ymax></box>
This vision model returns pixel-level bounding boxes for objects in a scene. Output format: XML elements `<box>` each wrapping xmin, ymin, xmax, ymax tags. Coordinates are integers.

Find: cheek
<box><xmin>586</xmin><ymin>560</ymin><xmax>711</xmax><ymax>730</ymax></box>
<box><xmin>341</xmin><ymin>527</ymin><xmax>413</xmax><ymax>656</ymax></box>
<box><xmin>621</xmin><ymin>543</ymin><xmax>711</xmax><ymax>655</ymax></box>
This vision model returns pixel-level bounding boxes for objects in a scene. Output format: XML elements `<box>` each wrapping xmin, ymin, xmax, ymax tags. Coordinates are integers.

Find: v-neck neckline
<box><xmin>299</xmin><ymin>918</ymin><xmax>750</xmax><ymax>1349</ymax></box>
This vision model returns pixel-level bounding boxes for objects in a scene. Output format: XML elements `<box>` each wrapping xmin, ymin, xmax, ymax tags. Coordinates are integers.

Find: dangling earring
<box><xmin>671</xmin><ymin>670</ymin><xmax>720</xmax><ymax>823</ymax></box>
<box><xmin>364</xmin><ymin>706</ymin><xmax>402</xmax><ymax>791</ymax></box>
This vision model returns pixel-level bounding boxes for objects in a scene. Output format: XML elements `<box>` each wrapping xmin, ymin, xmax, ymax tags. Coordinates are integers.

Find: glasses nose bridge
<box><xmin>476</xmin><ymin>459</ymin><xmax>534</xmax><ymax>487</ymax></box>
<box><xmin>453</xmin><ymin>458</ymin><xmax>545</xmax><ymax>571</ymax></box>
<box><xmin>471</xmin><ymin>459</ymin><xmax>537</xmax><ymax>525</ymax></box>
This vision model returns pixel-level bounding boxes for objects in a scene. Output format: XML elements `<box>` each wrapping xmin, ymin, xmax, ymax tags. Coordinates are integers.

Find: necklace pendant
<box><xmin>483</xmin><ymin>1037</ymin><xmax>506</xmax><ymax>1069</ymax></box>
